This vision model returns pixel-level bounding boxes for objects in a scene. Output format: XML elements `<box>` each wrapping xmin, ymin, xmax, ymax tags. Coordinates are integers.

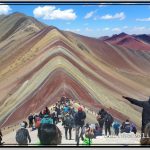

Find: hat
<box><xmin>20</xmin><ymin>122</ymin><xmax>25</xmax><ymax>128</ymax></box>
<box><xmin>78</xmin><ymin>107</ymin><xmax>82</xmax><ymax>112</ymax></box>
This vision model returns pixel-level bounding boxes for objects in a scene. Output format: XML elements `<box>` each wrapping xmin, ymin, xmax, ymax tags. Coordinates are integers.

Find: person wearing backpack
<box><xmin>104</xmin><ymin>113</ymin><xmax>114</xmax><ymax>136</ymax></box>
<box><xmin>16</xmin><ymin>122</ymin><xmax>31</xmax><ymax>145</ymax></box>
<box><xmin>40</xmin><ymin>114</ymin><xmax>53</xmax><ymax>124</ymax></box>
<box><xmin>63</xmin><ymin>113</ymin><xmax>74</xmax><ymax>140</ymax></box>
<box><xmin>124</xmin><ymin>120</ymin><xmax>131</xmax><ymax>133</ymax></box>
<box><xmin>74</xmin><ymin>107</ymin><xmax>86</xmax><ymax>145</ymax></box>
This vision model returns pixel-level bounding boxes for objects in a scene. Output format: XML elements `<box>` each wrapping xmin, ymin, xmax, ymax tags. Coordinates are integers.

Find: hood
<box><xmin>44</xmin><ymin>114</ymin><xmax>49</xmax><ymax>118</ymax></box>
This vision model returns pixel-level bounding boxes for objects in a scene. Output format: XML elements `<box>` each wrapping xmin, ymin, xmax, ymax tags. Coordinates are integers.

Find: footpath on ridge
<box><xmin>2</xmin><ymin>102</ymin><xmax>141</xmax><ymax>146</ymax></box>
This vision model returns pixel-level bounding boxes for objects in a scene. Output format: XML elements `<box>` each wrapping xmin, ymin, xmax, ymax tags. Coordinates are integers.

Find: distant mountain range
<box><xmin>99</xmin><ymin>32</ymin><xmax>150</xmax><ymax>51</ymax></box>
<box><xmin>0</xmin><ymin>13</ymin><xmax>150</xmax><ymax>128</ymax></box>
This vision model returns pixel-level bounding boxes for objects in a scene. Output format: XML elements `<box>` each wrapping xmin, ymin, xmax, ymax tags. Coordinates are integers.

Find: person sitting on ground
<box><xmin>140</xmin><ymin>122</ymin><xmax>150</xmax><ymax>145</ymax></box>
<box><xmin>94</xmin><ymin>123</ymin><xmax>102</xmax><ymax>137</ymax></box>
<box><xmin>113</xmin><ymin>121</ymin><xmax>120</xmax><ymax>136</ymax></box>
<box><xmin>82</xmin><ymin>123</ymin><xmax>94</xmax><ymax>145</ymax></box>
<box><xmin>120</xmin><ymin>122</ymin><xmax>125</xmax><ymax>133</ymax></box>
<box><xmin>63</xmin><ymin>112</ymin><xmax>74</xmax><ymax>140</ymax></box>
<box><xmin>16</xmin><ymin>122</ymin><xmax>31</xmax><ymax>145</ymax></box>
<box><xmin>37</xmin><ymin>123</ymin><xmax>62</xmax><ymax>145</ymax></box>
<box><xmin>130</xmin><ymin>123</ymin><xmax>137</xmax><ymax>135</ymax></box>
<box><xmin>124</xmin><ymin>119</ymin><xmax>131</xmax><ymax>133</ymax></box>
<box><xmin>122</xmin><ymin>96</ymin><xmax>150</xmax><ymax>137</ymax></box>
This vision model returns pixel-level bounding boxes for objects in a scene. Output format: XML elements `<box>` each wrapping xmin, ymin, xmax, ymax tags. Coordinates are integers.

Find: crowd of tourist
<box><xmin>0</xmin><ymin>96</ymin><xmax>150</xmax><ymax>146</ymax></box>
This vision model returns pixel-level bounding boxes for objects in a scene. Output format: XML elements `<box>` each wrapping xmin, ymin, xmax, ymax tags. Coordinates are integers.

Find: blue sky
<box><xmin>0</xmin><ymin>4</ymin><xmax>150</xmax><ymax>37</ymax></box>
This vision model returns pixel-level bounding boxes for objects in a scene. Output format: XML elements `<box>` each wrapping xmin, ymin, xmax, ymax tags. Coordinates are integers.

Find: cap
<box><xmin>78</xmin><ymin>107</ymin><xmax>82</xmax><ymax>112</ymax></box>
<box><xmin>20</xmin><ymin>122</ymin><xmax>25</xmax><ymax>128</ymax></box>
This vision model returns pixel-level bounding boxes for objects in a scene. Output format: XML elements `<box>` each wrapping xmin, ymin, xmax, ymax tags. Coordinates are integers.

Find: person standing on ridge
<box><xmin>74</xmin><ymin>107</ymin><xmax>86</xmax><ymax>145</ymax></box>
<box><xmin>97</xmin><ymin>108</ymin><xmax>107</xmax><ymax>134</ymax></box>
<box><xmin>122</xmin><ymin>96</ymin><xmax>150</xmax><ymax>137</ymax></box>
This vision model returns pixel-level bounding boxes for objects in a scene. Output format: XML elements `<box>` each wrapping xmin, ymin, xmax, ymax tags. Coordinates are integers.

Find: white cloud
<box><xmin>0</xmin><ymin>4</ymin><xmax>12</xmax><ymax>15</ymax></box>
<box><xmin>84</xmin><ymin>10</ymin><xmax>97</xmax><ymax>19</ymax></box>
<box><xmin>101</xmin><ymin>12</ymin><xmax>125</xmax><ymax>20</ymax></box>
<box><xmin>33</xmin><ymin>6</ymin><xmax>77</xmax><ymax>20</ymax></box>
<box><xmin>103</xmin><ymin>27</ymin><xmax>110</xmax><ymax>31</ymax></box>
<box><xmin>65</xmin><ymin>28</ymin><xmax>80</xmax><ymax>33</ymax></box>
<box><xmin>85</xmin><ymin>27</ymin><xmax>93</xmax><ymax>32</ymax></box>
<box><xmin>112</xmin><ymin>28</ymin><xmax>121</xmax><ymax>32</ymax></box>
<box><xmin>136</xmin><ymin>17</ymin><xmax>150</xmax><ymax>22</ymax></box>
<box><xmin>123</xmin><ymin>26</ymin><xmax>128</xmax><ymax>29</ymax></box>
<box><xmin>133</xmin><ymin>26</ymin><xmax>145</xmax><ymax>31</ymax></box>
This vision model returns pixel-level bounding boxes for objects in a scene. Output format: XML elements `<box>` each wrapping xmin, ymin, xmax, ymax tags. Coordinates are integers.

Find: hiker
<box><xmin>131</xmin><ymin>123</ymin><xmax>137</xmax><ymax>134</ymax></box>
<box><xmin>120</xmin><ymin>122</ymin><xmax>126</xmax><ymax>133</ymax></box>
<box><xmin>74</xmin><ymin>107</ymin><xmax>86</xmax><ymax>145</ymax></box>
<box><xmin>140</xmin><ymin>122</ymin><xmax>150</xmax><ymax>145</ymax></box>
<box><xmin>33</xmin><ymin>113</ymin><xmax>39</xmax><ymax>124</ymax></box>
<box><xmin>55</xmin><ymin>106</ymin><xmax>61</xmax><ymax>123</ymax></box>
<box><xmin>63</xmin><ymin>104</ymin><xmax>70</xmax><ymax>114</ymax></box>
<box><xmin>0</xmin><ymin>129</ymin><xmax>4</xmax><ymax>145</ymax></box>
<box><xmin>23</xmin><ymin>121</ymin><xmax>28</xmax><ymax>128</ymax></box>
<box><xmin>39</xmin><ymin>111</ymin><xmax>43</xmax><ymax>119</ymax></box>
<box><xmin>37</xmin><ymin>124</ymin><xmax>62</xmax><ymax>145</ymax></box>
<box><xmin>82</xmin><ymin>123</ymin><xmax>94</xmax><ymax>145</ymax></box>
<box><xmin>60</xmin><ymin>96</ymin><xmax>65</xmax><ymax>105</ymax></box>
<box><xmin>35</xmin><ymin>117</ymin><xmax>41</xmax><ymax>129</ymax></box>
<box><xmin>123</xmin><ymin>96</ymin><xmax>150</xmax><ymax>136</ymax></box>
<box><xmin>70</xmin><ymin>106</ymin><xmax>76</xmax><ymax>117</ymax></box>
<box><xmin>51</xmin><ymin>110</ymin><xmax>56</xmax><ymax>125</ymax></box>
<box><xmin>45</xmin><ymin>107</ymin><xmax>50</xmax><ymax>115</ymax></box>
<box><xmin>63</xmin><ymin>113</ymin><xmax>74</xmax><ymax>140</ymax></box>
<box><xmin>94</xmin><ymin>123</ymin><xmax>102</xmax><ymax>137</ymax></box>
<box><xmin>16</xmin><ymin>122</ymin><xmax>31</xmax><ymax>145</ymax></box>
<box><xmin>97</xmin><ymin>109</ymin><xmax>107</xmax><ymax>132</ymax></box>
<box><xmin>40</xmin><ymin>114</ymin><xmax>53</xmax><ymax>124</ymax></box>
<box><xmin>113</xmin><ymin>121</ymin><xmax>120</xmax><ymax>136</ymax></box>
<box><xmin>28</xmin><ymin>113</ymin><xmax>34</xmax><ymax>128</ymax></box>
<box><xmin>124</xmin><ymin>120</ymin><xmax>131</xmax><ymax>133</ymax></box>
<box><xmin>104</xmin><ymin>113</ymin><xmax>114</xmax><ymax>136</ymax></box>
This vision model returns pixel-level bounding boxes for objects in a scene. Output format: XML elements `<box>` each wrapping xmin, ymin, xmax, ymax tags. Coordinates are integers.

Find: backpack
<box><xmin>16</xmin><ymin>128</ymin><xmax>27</xmax><ymax>144</ymax></box>
<box><xmin>40</xmin><ymin>115</ymin><xmax>53</xmax><ymax>124</ymax></box>
<box><xmin>65</xmin><ymin>116</ymin><xmax>74</xmax><ymax>127</ymax></box>
<box><xmin>105</xmin><ymin>114</ymin><xmax>114</xmax><ymax>124</ymax></box>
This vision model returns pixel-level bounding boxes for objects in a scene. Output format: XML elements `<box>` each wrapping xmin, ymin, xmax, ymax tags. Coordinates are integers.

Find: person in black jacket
<box><xmin>123</xmin><ymin>96</ymin><xmax>150</xmax><ymax>136</ymax></box>
<box><xmin>97</xmin><ymin>109</ymin><xmax>107</xmax><ymax>131</ymax></box>
<box><xmin>16</xmin><ymin>122</ymin><xmax>31</xmax><ymax>145</ymax></box>
<box><xmin>104</xmin><ymin>113</ymin><xmax>114</xmax><ymax>136</ymax></box>
<box><xmin>0</xmin><ymin>129</ymin><xmax>4</xmax><ymax>145</ymax></box>
<box><xmin>74</xmin><ymin>107</ymin><xmax>86</xmax><ymax>145</ymax></box>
